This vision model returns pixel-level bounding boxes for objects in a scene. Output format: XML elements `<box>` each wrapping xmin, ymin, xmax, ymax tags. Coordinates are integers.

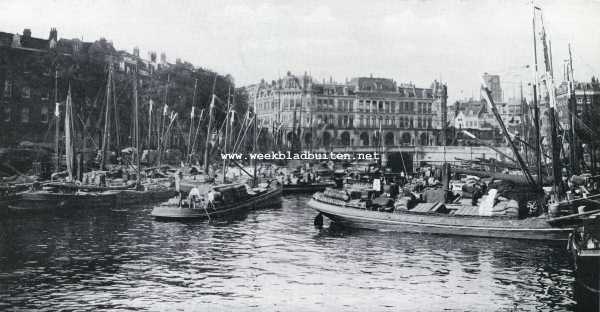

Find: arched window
<box><xmin>304</xmin><ymin>133</ymin><xmax>312</xmax><ymax>146</ymax></box>
<box><xmin>322</xmin><ymin>132</ymin><xmax>332</xmax><ymax>147</ymax></box>
<box><xmin>385</xmin><ymin>132</ymin><xmax>394</xmax><ymax>146</ymax></box>
<box><xmin>401</xmin><ymin>132</ymin><xmax>411</xmax><ymax>145</ymax></box>
<box><xmin>420</xmin><ymin>133</ymin><xmax>428</xmax><ymax>146</ymax></box>
<box><xmin>341</xmin><ymin>131</ymin><xmax>350</xmax><ymax>146</ymax></box>
<box><xmin>360</xmin><ymin>132</ymin><xmax>369</xmax><ymax>146</ymax></box>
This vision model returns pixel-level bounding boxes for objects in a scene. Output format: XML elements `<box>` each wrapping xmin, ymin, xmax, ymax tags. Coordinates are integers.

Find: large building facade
<box><xmin>247</xmin><ymin>72</ymin><xmax>446</xmax><ymax>152</ymax></box>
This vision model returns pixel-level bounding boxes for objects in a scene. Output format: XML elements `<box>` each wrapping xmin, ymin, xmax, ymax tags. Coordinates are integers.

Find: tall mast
<box><xmin>568</xmin><ymin>44</ymin><xmax>578</xmax><ymax>174</ymax></box>
<box><xmin>441</xmin><ymin>84</ymin><xmax>448</xmax><ymax>146</ymax></box>
<box><xmin>538</xmin><ymin>8</ymin><xmax>562</xmax><ymax>200</ymax></box>
<box><xmin>65</xmin><ymin>85</ymin><xmax>74</xmax><ymax>181</ymax></box>
<box><xmin>204</xmin><ymin>94</ymin><xmax>215</xmax><ymax>175</ymax></box>
<box><xmin>112</xmin><ymin>72</ymin><xmax>120</xmax><ymax>151</ymax></box>
<box><xmin>298</xmin><ymin>91</ymin><xmax>303</xmax><ymax>151</ymax></box>
<box><xmin>204</xmin><ymin>76</ymin><xmax>217</xmax><ymax>175</ymax></box>
<box><xmin>133</xmin><ymin>65</ymin><xmax>141</xmax><ymax>189</ymax></box>
<box><xmin>157</xmin><ymin>74</ymin><xmax>170</xmax><ymax>166</ymax></box>
<box><xmin>222</xmin><ymin>86</ymin><xmax>231</xmax><ymax>184</ymax></box>
<box><xmin>252</xmin><ymin>91</ymin><xmax>258</xmax><ymax>187</ymax></box>
<box><xmin>532</xmin><ymin>3</ymin><xmax>542</xmax><ymax>186</ymax></box>
<box><xmin>101</xmin><ymin>63</ymin><xmax>112</xmax><ymax>171</ymax></box>
<box><xmin>54</xmin><ymin>69</ymin><xmax>60</xmax><ymax>172</ymax></box>
<box><xmin>148</xmin><ymin>99</ymin><xmax>153</xmax><ymax>149</ymax></box>
<box><xmin>188</xmin><ymin>78</ymin><xmax>197</xmax><ymax>165</ymax></box>
<box><xmin>520</xmin><ymin>82</ymin><xmax>528</xmax><ymax>164</ymax></box>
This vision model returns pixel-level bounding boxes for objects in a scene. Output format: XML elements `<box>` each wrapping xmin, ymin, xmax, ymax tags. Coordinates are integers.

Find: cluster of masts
<box><xmin>50</xmin><ymin>62</ymin><xmax>263</xmax><ymax>188</ymax></box>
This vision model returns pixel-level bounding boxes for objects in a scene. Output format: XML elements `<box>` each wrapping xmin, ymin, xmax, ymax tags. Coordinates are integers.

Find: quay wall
<box><xmin>312</xmin><ymin>145</ymin><xmax>514</xmax><ymax>170</ymax></box>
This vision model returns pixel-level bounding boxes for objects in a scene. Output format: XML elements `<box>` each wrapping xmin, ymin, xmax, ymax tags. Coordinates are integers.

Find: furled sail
<box><xmin>65</xmin><ymin>86</ymin><xmax>74</xmax><ymax>181</ymax></box>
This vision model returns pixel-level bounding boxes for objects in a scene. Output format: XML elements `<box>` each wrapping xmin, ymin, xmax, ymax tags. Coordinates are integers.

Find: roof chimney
<box><xmin>23</xmin><ymin>28</ymin><xmax>31</xmax><ymax>38</ymax></box>
<box><xmin>48</xmin><ymin>28</ymin><xmax>58</xmax><ymax>41</ymax></box>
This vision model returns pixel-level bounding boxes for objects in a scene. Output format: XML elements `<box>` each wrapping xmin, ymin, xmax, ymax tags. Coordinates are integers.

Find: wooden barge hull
<box><xmin>115</xmin><ymin>188</ymin><xmax>176</xmax><ymax>206</ymax></box>
<box><xmin>282</xmin><ymin>182</ymin><xmax>336</xmax><ymax>195</ymax></box>
<box><xmin>151</xmin><ymin>187</ymin><xmax>282</xmax><ymax>220</ymax></box>
<box><xmin>309</xmin><ymin>199</ymin><xmax>572</xmax><ymax>241</ymax></box>
<box><xmin>9</xmin><ymin>191</ymin><xmax>120</xmax><ymax>211</ymax></box>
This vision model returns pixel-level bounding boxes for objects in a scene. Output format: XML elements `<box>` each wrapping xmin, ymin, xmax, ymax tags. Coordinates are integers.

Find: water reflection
<box><xmin>0</xmin><ymin>195</ymin><xmax>583</xmax><ymax>311</ymax></box>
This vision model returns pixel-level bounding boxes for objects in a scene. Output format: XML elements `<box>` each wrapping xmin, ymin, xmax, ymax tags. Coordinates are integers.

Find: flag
<box><xmin>230</xmin><ymin>111</ymin><xmax>235</xmax><ymax>125</ymax></box>
<box><xmin>54</xmin><ymin>102</ymin><xmax>60</xmax><ymax>117</ymax></box>
<box><xmin>191</xmin><ymin>106</ymin><xmax>195</xmax><ymax>119</ymax></box>
<box><xmin>149</xmin><ymin>99</ymin><xmax>154</xmax><ymax>113</ymax></box>
<box><xmin>163</xmin><ymin>104</ymin><xmax>168</xmax><ymax>116</ymax></box>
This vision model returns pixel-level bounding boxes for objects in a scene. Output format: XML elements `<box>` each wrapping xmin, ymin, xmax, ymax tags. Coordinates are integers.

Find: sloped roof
<box><xmin>0</xmin><ymin>32</ymin><xmax>14</xmax><ymax>46</ymax></box>
<box><xmin>349</xmin><ymin>77</ymin><xmax>396</xmax><ymax>92</ymax></box>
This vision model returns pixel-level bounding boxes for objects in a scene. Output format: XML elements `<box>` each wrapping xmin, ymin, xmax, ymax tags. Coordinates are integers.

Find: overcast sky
<box><xmin>1</xmin><ymin>0</ymin><xmax>599</xmax><ymax>101</ymax></box>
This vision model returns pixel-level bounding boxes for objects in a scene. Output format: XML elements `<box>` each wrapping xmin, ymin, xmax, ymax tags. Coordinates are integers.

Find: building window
<box><xmin>22</xmin><ymin>86</ymin><xmax>31</xmax><ymax>99</ymax></box>
<box><xmin>41</xmin><ymin>106</ymin><xmax>49</xmax><ymax>123</ymax></box>
<box><xmin>3</xmin><ymin>80</ymin><xmax>11</xmax><ymax>97</ymax></box>
<box><xmin>3</xmin><ymin>107</ymin><xmax>10</xmax><ymax>122</ymax></box>
<box><xmin>41</xmin><ymin>90</ymin><xmax>49</xmax><ymax>101</ymax></box>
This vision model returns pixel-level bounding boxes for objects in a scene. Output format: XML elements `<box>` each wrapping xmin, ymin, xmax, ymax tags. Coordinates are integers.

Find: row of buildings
<box><xmin>0</xmin><ymin>27</ymin><xmax>171</xmax><ymax>146</ymax></box>
<box><xmin>0</xmin><ymin>27</ymin><xmax>229</xmax><ymax>153</ymax></box>
<box><xmin>246</xmin><ymin>72</ymin><xmax>447</xmax><ymax>151</ymax></box>
<box><xmin>246</xmin><ymin>70</ymin><xmax>600</xmax><ymax>157</ymax></box>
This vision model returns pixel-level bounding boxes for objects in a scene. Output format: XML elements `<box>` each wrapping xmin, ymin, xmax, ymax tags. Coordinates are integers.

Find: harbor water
<box><xmin>0</xmin><ymin>195</ymin><xmax>583</xmax><ymax>311</ymax></box>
